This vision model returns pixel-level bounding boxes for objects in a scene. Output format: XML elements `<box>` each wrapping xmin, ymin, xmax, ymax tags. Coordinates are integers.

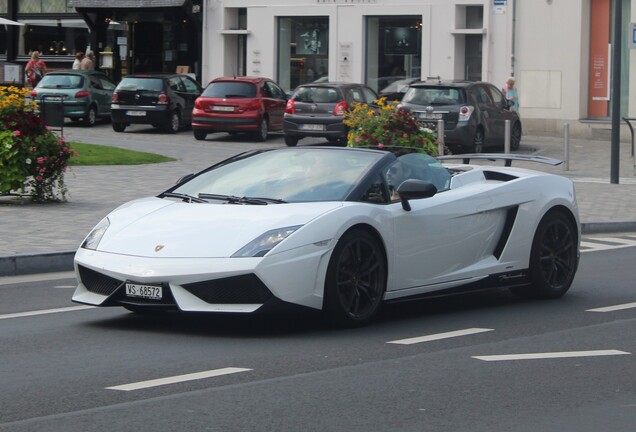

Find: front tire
<box><xmin>511</xmin><ymin>211</ymin><xmax>578</xmax><ymax>299</ymax></box>
<box><xmin>510</xmin><ymin>122</ymin><xmax>522</xmax><ymax>151</ymax></box>
<box><xmin>473</xmin><ymin>128</ymin><xmax>484</xmax><ymax>153</ymax></box>
<box><xmin>323</xmin><ymin>229</ymin><xmax>386</xmax><ymax>327</ymax></box>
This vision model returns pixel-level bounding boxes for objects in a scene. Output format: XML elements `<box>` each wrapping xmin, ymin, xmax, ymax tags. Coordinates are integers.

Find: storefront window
<box><xmin>365</xmin><ymin>16</ymin><xmax>422</xmax><ymax>95</ymax></box>
<box><xmin>19</xmin><ymin>0</ymin><xmax>73</xmax><ymax>13</ymax></box>
<box><xmin>18</xmin><ymin>19</ymin><xmax>89</xmax><ymax>56</ymax></box>
<box><xmin>277</xmin><ymin>16</ymin><xmax>329</xmax><ymax>92</ymax></box>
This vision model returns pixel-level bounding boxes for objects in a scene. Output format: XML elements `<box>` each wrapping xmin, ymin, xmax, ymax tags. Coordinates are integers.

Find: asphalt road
<box><xmin>1</xmin><ymin>243</ymin><xmax>636</xmax><ymax>432</ymax></box>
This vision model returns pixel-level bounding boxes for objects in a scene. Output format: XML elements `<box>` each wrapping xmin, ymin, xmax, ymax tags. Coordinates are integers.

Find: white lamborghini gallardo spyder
<box><xmin>72</xmin><ymin>147</ymin><xmax>580</xmax><ymax>327</ymax></box>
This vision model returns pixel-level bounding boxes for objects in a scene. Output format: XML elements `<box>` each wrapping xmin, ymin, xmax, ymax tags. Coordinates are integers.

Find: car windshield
<box><xmin>402</xmin><ymin>86</ymin><xmax>466</xmax><ymax>105</ymax></box>
<box><xmin>116</xmin><ymin>78</ymin><xmax>164</xmax><ymax>91</ymax></box>
<box><xmin>38</xmin><ymin>74</ymin><xmax>83</xmax><ymax>89</ymax></box>
<box><xmin>202</xmin><ymin>82</ymin><xmax>256</xmax><ymax>98</ymax></box>
<box><xmin>293</xmin><ymin>86</ymin><xmax>341</xmax><ymax>103</ymax></box>
<box><xmin>172</xmin><ymin>148</ymin><xmax>383</xmax><ymax>203</ymax></box>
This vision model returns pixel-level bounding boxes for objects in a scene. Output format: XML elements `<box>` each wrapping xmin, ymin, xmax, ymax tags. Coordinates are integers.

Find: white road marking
<box><xmin>587</xmin><ymin>302</ymin><xmax>636</xmax><ymax>313</ymax></box>
<box><xmin>581</xmin><ymin>235</ymin><xmax>636</xmax><ymax>253</ymax></box>
<box><xmin>106</xmin><ymin>367</ymin><xmax>253</xmax><ymax>391</ymax></box>
<box><xmin>0</xmin><ymin>305</ymin><xmax>94</xmax><ymax>320</ymax></box>
<box><xmin>387</xmin><ymin>328</ymin><xmax>494</xmax><ymax>345</ymax></box>
<box><xmin>473</xmin><ymin>350</ymin><xmax>630</xmax><ymax>362</ymax></box>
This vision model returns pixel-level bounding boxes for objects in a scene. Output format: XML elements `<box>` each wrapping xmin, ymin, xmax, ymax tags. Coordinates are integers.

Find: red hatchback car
<box><xmin>191</xmin><ymin>76</ymin><xmax>288</xmax><ymax>141</ymax></box>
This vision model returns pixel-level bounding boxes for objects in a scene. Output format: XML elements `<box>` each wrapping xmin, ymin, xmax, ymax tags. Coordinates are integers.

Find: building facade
<box><xmin>1</xmin><ymin>0</ymin><xmax>634</xmax><ymax>138</ymax></box>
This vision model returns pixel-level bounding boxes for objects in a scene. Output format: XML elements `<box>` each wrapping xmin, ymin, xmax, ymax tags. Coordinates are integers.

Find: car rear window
<box><xmin>292</xmin><ymin>86</ymin><xmax>342</xmax><ymax>103</ymax></box>
<box><xmin>402</xmin><ymin>86</ymin><xmax>466</xmax><ymax>105</ymax></box>
<box><xmin>116</xmin><ymin>78</ymin><xmax>164</xmax><ymax>91</ymax></box>
<box><xmin>202</xmin><ymin>82</ymin><xmax>257</xmax><ymax>98</ymax></box>
<box><xmin>38</xmin><ymin>74</ymin><xmax>83</xmax><ymax>89</ymax></box>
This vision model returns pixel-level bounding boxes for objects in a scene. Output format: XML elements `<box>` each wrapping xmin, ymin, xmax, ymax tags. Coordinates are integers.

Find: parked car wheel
<box><xmin>254</xmin><ymin>117</ymin><xmax>268</xmax><ymax>142</ymax></box>
<box><xmin>473</xmin><ymin>129</ymin><xmax>484</xmax><ymax>153</ymax></box>
<box><xmin>510</xmin><ymin>122</ymin><xmax>522</xmax><ymax>151</ymax></box>
<box><xmin>83</xmin><ymin>105</ymin><xmax>97</xmax><ymax>127</ymax></box>
<box><xmin>284</xmin><ymin>136</ymin><xmax>299</xmax><ymax>147</ymax></box>
<box><xmin>323</xmin><ymin>229</ymin><xmax>387</xmax><ymax>328</ymax></box>
<box><xmin>193</xmin><ymin>130</ymin><xmax>207</xmax><ymax>141</ymax></box>
<box><xmin>165</xmin><ymin>111</ymin><xmax>180</xmax><ymax>133</ymax></box>
<box><xmin>112</xmin><ymin>122</ymin><xmax>126</xmax><ymax>132</ymax></box>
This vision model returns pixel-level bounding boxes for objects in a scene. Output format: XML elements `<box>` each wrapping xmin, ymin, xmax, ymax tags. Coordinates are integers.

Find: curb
<box><xmin>1</xmin><ymin>221</ymin><xmax>635</xmax><ymax>277</ymax></box>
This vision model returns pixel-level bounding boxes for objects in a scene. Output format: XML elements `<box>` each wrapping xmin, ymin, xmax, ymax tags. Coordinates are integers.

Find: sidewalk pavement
<box><xmin>1</xmin><ymin>124</ymin><xmax>636</xmax><ymax>276</ymax></box>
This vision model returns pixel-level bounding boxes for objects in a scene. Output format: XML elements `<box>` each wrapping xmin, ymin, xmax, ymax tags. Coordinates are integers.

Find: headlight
<box><xmin>81</xmin><ymin>217</ymin><xmax>110</xmax><ymax>250</ymax></box>
<box><xmin>232</xmin><ymin>225</ymin><xmax>302</xmax><ymax>258</ymax></box>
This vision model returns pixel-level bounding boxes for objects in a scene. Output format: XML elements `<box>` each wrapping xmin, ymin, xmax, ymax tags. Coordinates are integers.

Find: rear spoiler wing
<box><xmin>437</xmin><ymin>153</ymin><xmax>563</xmax><ymax>167</ymax></box>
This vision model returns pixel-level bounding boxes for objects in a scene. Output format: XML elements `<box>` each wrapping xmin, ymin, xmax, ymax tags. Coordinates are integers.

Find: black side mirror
<box><xmin>397</xmin><ymin>179</ymin><xmax>437</xmax><ymax>211</ymax></box>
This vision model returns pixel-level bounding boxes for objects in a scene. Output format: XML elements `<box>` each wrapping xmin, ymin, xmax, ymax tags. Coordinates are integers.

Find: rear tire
<box><xmin>510</xmin><ymin>210</ymin><xmax>578</xmax><ymax>299</ymax></box>
<box><xmin>112</xmin><ymin>122</ymin><xmax>126</xmax><ymax>132</ymax></box>
<box><xmin>193</xmin><ymin>130</ymin><xmax>207</xmax><ymax>141</ymax></box>
<box><xmin>165</xmin><ymin>111</ymin><xmax>180</xmax><ymax>133</ymax></box>
<box><xmin>284</xmin><ymin>135</ymin><xmax>299</xmax><ymax>147</ymax></box>
<box><xmin>254</xmin><ymin>118</ymin><xmax>268</xmax><ymax>142</ymax></box>
<box><xmin>83</xmin><ymin>106</ymin><xmax>97</xmax><ymax>127</ymax></box>
<box><xmin>323</xmin><ymin>229</ymin><xmax>386</xmax><ymax>327</ymax></box>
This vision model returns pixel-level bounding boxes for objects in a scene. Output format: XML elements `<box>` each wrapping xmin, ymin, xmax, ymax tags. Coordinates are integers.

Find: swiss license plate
<box><xmin>212</xmin><ymin>106</ymin><xmax>234</xmax><ymax>112</ymax></box>
<box><xmin>126</xmin><ymin>110</ymin><xmax>146</xmax><ymax>117</ymax></box>
<box><xmin>417</xmin><ymin>112</ymin><xmax>442</xmax><ymax>120</ymax></box>
<box><xmin>44</xmin><ymin>96</ymin><xmax>63</xmax><ymax>102</ymax></box>
<box><xmin>125</xmin><ymin>283</ymin><xmax>163</xmax><ymax>300</ymax></box>
<box><xmin>299</xmin><ymin>124</ymin><xmax>325</xmax><ymax>131</ymax></box>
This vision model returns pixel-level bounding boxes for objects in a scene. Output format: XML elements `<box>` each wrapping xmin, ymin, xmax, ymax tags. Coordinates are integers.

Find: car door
<box><xmin>96</xmin><ymin>74</ymin><xmax>116</xmax><ymax>115</ymax></box>
<box><xmin>177</xmin><ymin>76</ymin><xmax>202</xmax><ymax>122</ymax></box>
<box><xmin>388</xmin><ymin>172</ymin><xmax>501</xmax><ymax>291</ymax></box>
<box><xmin>485</xmin><ymin>83</ymin><xmax>514</xmax><ymax>145</ymax></box>
<box><xmin>263</xmin><ymin>80</ymin><xmax>287</xmax><ymax>128</ymax></box>
<box><xmin>472</xmin><ymin>84</ymin><xmax>504</xmax><ymax>146</ymax></box>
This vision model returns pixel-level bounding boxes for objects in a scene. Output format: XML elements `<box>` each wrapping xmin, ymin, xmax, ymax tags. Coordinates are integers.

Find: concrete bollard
<box><xmin>437</xmin><ymin>119</ymin><xmax>444</xmax><ymax>156</ymax></box>
<box><xmin>504</xmin><ymin>119</ymin><xmax>510</xmax><ymax>153</ymax></box>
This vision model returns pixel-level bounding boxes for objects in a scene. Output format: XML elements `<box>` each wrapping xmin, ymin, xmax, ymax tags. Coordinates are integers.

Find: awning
<box><xmin>68</xmin><ymin>0</ymin><xmax>186</xmax><ymax>8</ymax></box>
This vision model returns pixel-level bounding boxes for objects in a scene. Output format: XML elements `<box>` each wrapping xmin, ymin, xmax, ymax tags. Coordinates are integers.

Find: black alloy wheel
<box><xmin>511</xmin><ymin>210</ymin><xmax>578</xmax><ymax>299</ymax></box>
<box><xmin>323</xmin><ymin>229</ymin><xmax>387</xmax><ymax>327</ymax></box>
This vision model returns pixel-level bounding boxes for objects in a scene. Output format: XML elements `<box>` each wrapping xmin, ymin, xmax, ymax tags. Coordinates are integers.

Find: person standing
<box><xmin>80</xmin><ymin>51</ymin><xmax>94</xmax><ymax>70</ymax></box>
<box><xmin>502</xmin><ymin>77</ymin><xmax>519</xmax><ymax>112</ymax></box>
<box><xmin>25</xmin><ymin>51</ymin><xmax>47</xmax><ymax>87</ymax></box>
<box><xmin>72</xmin><ymin>51</ymin><xmax>84</xmax><ymax>70</ymax></box>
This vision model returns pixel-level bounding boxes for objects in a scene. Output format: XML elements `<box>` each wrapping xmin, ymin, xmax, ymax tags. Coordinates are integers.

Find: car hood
<box><xmin>94</xmin><ymin>196</ymin><xmax>343</xmax><ymax>258</ymax></box>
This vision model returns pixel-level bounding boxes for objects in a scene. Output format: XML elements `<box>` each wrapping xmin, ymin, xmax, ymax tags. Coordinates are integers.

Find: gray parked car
<box><xmin>398</xmin><ymin>79</ymin><xmax>522</xmax><ymax>153</ymax></box>
<box><xmin>282</xmin><ymin>82</ymin><xmax>378</xmax><ymax>146</ymax></box>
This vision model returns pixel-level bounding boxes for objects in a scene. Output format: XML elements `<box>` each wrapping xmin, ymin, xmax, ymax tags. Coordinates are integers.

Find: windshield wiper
<box><xmin>198</xmin><ymin>193</ymin><xmax>286</xmax><ymax>205</ymax></box>
<box><xmin>161</xmin><ymin>192</ymin><xmax>207</xmax><ymax>203</ymax></box>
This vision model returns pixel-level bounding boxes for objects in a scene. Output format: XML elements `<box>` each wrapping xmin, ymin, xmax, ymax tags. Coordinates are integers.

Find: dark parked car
<box><xmin>191</xmin><ymin>76</ymin><xmax>287</xmax><ymax>142</ymax></box>
<box><xmin>398</xmin><ymin>80</ymin><xmax>522</xmax><ymax>153</ymax></box>
<box><xmin>30</xmin><ymin>70</ymin><xmax>116</xmax><ymax>126</ymax></box>
<box><xmin>110</xmin><ymin>73</ymin><xmax>202</xmax><ymax>133</ymax></box>
<box><xmin>283</xmin><ymin>82</ymin><xmax>379</xmax><ymax>147</ymax></box>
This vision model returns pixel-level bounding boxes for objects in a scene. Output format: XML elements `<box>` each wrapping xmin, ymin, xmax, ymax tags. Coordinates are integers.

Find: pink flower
<box><xmin>36</xmin><ymin>157</ymin><xmax>44</xmax><ymax>164</ymax></box>
<box><xmin>378</xmin><ymin>143</ymin><xmax>384</xmax><ymax>149</ymax></box>
<box><xmin>402</xmin><ymin>133</ymin><xmax>408</xmax><ymax>138</ymax></box>
<box><xmin>354</xmin><ymin>137</ymin><xmax>361</xmax><ymax>143</ymax></box>
<box><xmin>13</xmin><ymin>130</ymin><xmax>21</xmax><ymax>137</ymax></box>
<box><xmin>36</xmin><ymin>175</ymin><xmax>43</xmax><ymax>182</ymax></box>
